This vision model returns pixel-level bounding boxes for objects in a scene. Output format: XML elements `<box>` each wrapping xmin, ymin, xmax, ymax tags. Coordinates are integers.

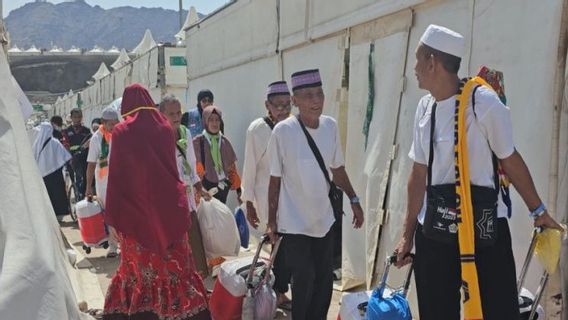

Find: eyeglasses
<box><xmin>200</xmin><ymin>97</ymin><xmax>213</xmax><ymax>103</ymax></box>
<box><xmin>268</xmin><ymin>101</ymin><xmax>291</xmax><ymax>110</ymax></box>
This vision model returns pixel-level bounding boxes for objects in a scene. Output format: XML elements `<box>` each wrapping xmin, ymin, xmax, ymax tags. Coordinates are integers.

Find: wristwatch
<box><xmin>350</xmin><ymin>196</ymin><xmax>360</xmax><ymax>205</ymax></box>
<box><xmin>529</xmin><ymin>203</ymin><xmax>546</xmax><ymax>219</ymax></box>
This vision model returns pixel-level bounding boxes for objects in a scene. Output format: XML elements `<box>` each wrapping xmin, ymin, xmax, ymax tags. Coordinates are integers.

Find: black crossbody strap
<box><xmin>39</xmin><ymin>137</ymin><xmax>52</xmax><ymax>155</ymax></box>
<box><xmin>427</xmin><ymin>101</ymin><xmax>437</xmax><ymax>188</ymax></box>
<box><xmin>263</xmin><ymin>116</ymin><xmax>275</xmax><ymax>130</ymax></box>
<box><xmin>296</xmin><ymin>116</ymin><xmax>332</xmax><ymax>186</ymax></box>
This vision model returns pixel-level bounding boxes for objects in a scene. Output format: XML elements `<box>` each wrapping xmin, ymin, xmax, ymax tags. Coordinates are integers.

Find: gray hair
<box><xmin>159</xmin><ymin>94</ymin><xmax>181</xmax><ymax>112</ymax></box>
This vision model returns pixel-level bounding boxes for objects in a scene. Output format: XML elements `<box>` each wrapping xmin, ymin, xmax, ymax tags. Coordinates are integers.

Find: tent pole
<box><xmin>547</xmin><ymin>0</ymin><xmax>568</xmax><ymax>318</ymax></box>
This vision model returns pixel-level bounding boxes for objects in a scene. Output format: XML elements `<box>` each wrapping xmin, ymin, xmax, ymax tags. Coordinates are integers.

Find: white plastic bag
<box><xmin>217</xmin><ymin>255</ymin><xmax>255</xmax><ymax>297</ymax></box>
<box><xmin>254</xmin><ymin>284</ymin><xmax>277</xmax><ymax>320</ymax></box>
<box><xmin>196</xmin><ymin>198</ymin><xmax>240</xmax><ymax>259</ymax></box>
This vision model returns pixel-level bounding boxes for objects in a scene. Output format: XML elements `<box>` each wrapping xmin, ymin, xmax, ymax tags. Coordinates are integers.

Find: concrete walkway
<box><xmin>60</xmin><ymin>216</ymin><xmax>342</xmax><ymax>319</ymax></box>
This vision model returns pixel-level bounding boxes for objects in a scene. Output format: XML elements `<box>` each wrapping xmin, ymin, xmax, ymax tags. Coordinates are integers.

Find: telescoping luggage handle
<box><xmin>517</xmin><ymin>227</ymin><xmax>548</xmax><ymax>320</ymax></box>
<box><xmin>245</xmin><ymin>234</ymin><xmax>282</xmax><ymax>289</ymax></box>
<box><xmin>379</xmin><ymin>253</ymin><xmax>415</xmax><ymax>298</ymax></box>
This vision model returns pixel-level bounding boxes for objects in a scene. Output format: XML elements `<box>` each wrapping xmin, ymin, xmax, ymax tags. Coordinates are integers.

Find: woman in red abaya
<box><xmin>102</xmin><ymin>84</ymin><xmax>210</xmax><ymax>320</ymax></box>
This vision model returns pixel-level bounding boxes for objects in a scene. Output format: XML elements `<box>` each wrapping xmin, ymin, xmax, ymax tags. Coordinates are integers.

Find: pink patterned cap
<box><xmin>266</xmin><ymin>81</ymin><xmax>290</xmax><ymax>98</ymax></box>
<box><xmin>291</xmin><ymin>69</ymin><xmax>322</xmax><ymax>91</ymax></box>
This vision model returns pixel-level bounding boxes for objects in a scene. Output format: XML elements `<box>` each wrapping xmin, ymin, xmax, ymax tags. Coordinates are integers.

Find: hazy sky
<box><xmin>3</xmin><ymin>0</ymin><xmax>230</xmax><ymax>18</ymax></box>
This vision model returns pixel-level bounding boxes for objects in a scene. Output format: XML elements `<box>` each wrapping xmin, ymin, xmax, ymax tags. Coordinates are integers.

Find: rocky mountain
<box><xmin>5</xmin><ymin>0</ymin><xmax>204</xmax><ymax>50</ymax></box>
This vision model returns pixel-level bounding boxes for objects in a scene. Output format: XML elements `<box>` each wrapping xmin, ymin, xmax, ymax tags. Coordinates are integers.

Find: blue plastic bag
<box><xmin>234</xmin><ymin>207</ymin><xmax>250</xmax><ymax>248</ymax></box>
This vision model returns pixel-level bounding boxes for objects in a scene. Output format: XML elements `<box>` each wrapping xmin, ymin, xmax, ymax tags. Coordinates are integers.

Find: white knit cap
<box><xmin>102</xmin><ymin>106</ymin><xmax>119</xmax><ymax>120</ymax></box>
<box><xmin>420</xmin><ymin>24</ymin><xmax>465</xmax><ymax>58</ymax></box>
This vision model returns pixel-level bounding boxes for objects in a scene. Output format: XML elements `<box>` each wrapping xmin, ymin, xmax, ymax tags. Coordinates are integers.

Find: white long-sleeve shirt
<box><xmin>176</xmin><ymin>126</ymin><xmax>201</xmax><ymax>211</ymax></box>
<box><xmin>241</xmin><ymin>118</ymin><xmax>273</xmax><ymax>226</ymax></box>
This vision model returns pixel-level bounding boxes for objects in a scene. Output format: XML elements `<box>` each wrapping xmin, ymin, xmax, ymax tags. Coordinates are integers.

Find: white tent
<box><xmin>183</xmin><ymin>0</ymin><xmax>568</xmax><ymax>316</ymax></box>
<box><xmin>46</xmin><ymin>46</ymin><xmax>64</xmax><ymax>55</ymax></box>
<box><xmin>24</xmin><ymin>45</ymin><xmax>41</xmax><ymax>55</ymax></box>
<box><xmin>110</xmin><ymin>48</ymin><xmax>131</xmax><ymax>70</ymax></box>
<box><xmin>86</xmin><ymin>45</ymin><xmax>104</xmax><ymax>55</ymax></box>
<box><xmin>8</xmin><ymin>45</ymin><xmax>22</xmax><ymax>53</ymax></box>
<box><xmin>0</xmin><ymin>48</ymin><xmax>93</xmax><ymax>319</ymax></box>
<box><xmin>67</xmin><ymin>46</ymin><xmax>81</xmax><ymax>55</ymax></box>
<box><xmin>106</xmin><ymin>46</ymin><xmax>120</xmax><ymax>55</ymax></box>
<box><xmin>175</xmin><ymin>6</ymin><xmax>199</xmax><ymax>41</ymax></box>
<box><xmin>91</xmin><ymin>62</ymin><xmax>110</xmax><ymax>81</ymax></box>
<box><xmin>131</xmin><ymin>29</ymin><xmax>157</xmax><ymax>55</ymax></box>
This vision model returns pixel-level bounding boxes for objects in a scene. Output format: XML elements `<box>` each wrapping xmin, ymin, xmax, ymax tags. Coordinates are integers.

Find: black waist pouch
<box><xmin>423</xmin><ymin>184</ymin><xmax>498</xmax><ymax>247</ymax></box>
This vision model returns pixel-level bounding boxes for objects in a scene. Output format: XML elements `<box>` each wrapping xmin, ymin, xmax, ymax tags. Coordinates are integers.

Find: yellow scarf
<box><xmin>456</xmin><ymin>76</ymin><xmax>495</xmax><ymax>319</ymax></box>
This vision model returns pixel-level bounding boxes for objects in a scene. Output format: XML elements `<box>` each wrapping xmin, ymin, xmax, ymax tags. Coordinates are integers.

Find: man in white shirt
<box><xmin>267</xmin><ymin>69</ymin><xmax>364</xmax><ymax>320</ymax></box>
<box><xmin>242</xmin><ymin>80</ymin><xmax>292</xmax><ymax>309</ymax></box>
<box><xmin>394</xmin><ymin>24</ymin><xmax>563</xmax><ymax>319</ymax></box>
<box><xmin>159</xmin><ymin>94</ymin><xmax>211</xmax><ymax>277</ymax></box>
<box><xmin>86</xmin><ymin>106</ymin><xmax>119</xmax><ymax>257</ymax></box>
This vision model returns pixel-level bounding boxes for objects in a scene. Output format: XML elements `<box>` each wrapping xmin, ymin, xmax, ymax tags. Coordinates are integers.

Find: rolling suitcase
<box><xmin>242</xmin><ymin>235</ymin><xmax>281</xmax><ymax>320</ymax></box>
<box><xmin>517</xmin><ymin>228</ymin><xmax>546</xmax><ymax>320</ymax></box>
<box><xmin>365</xmin><ymin>254</ymin><xmax>415</xmax><ymax>320</ymax></box>
<box><xmin>75</xmin><ymin>197</ymin><xmax>109</xmax><ymax>254</ymax></box>
<box><xmin>209</xmin><ymin>235</ymin><xmax>278</xmax><ymax>320</ymax></box>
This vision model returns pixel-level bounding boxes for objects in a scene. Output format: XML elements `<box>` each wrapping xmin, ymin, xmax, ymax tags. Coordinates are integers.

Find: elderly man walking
<box><xmin>242</xmin><ymin>81</ymin><xmax>293</xmax><ymax>309</ymax></box>
<box><xmin>267</xmin><ymin>69</ymin><xmax>364</xmax><ymax>320</ymax></box>
<box><xmin>160</xmin><ymin>93</ymin><xmax>211</xmax><ymax>277</ymax></box>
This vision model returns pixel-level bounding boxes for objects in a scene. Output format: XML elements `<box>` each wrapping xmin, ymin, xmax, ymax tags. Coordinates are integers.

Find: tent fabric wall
<box><xmin>344</xmin><ymin>9</ymin><xmax>413</xmax><ymax>289</ymax></box>
<box><xmin>187</xmin><ymin>55</ymin><xmax>280</xmax><ymax>166</ymax></box>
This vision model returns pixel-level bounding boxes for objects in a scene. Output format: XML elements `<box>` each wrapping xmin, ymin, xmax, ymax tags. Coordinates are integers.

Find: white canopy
<box><xmin>8</xmin><ymin>45</ymin><xmax>22</xmax><ymax>53</ymax></box>
<box><xmin>67</xmin><ymin>46</ymin><xmax>81</xmax><ymax>55</ymax></box>
<box><xmin>131</xmin><ymin>29</ymin><xmax>157</xmax><ymax>55</ymax></box>
<box><xmin>175</xmin><ymin>6</ymin><xmax>199</xmax><ymax>41</ymax></box>
<box><xmin>86</xmin><ymin>45</ymin><xmax>104</xmax><ymax>55</ymax></box>
<box><xmin>24</xmin><ymin>45</ymin><xmax>41</xmax><ymax>54</ymax></box>
<box><xmin>110</xmin><ymin>48</ymin><xmax>131</xmax><ymax>70</ymax></box>
<box><xmin>0</xmin><ymin>46</ymin><xmax>93</xmax><ymax>320</ymax></box>
<box><xmin>91</xmin><ymin>62</ymin><xmax>110</xmax><ymax>81</ymax></box>
<box><xmin>106</xmin><ymin>46</ymin><xmax>120</xmax><ymax>55</ymax></box>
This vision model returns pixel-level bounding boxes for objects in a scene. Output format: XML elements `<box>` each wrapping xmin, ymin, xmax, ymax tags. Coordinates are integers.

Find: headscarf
<box><xmin>202</xmin><ymin>106</ymin><xmax>223</xmax><ymax>174</ymax></box>
<box><xmin>104</xmin><ymin>83</ymin><xmax>190</xmax><ymax>255</ymax></box>
<box><xmin>32</xmin><ymin>122</ymin><xmax>71</xmax><ymax>177</ymax></box>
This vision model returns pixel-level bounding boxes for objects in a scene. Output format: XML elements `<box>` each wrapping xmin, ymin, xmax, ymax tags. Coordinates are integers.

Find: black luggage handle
<box><xmin>245</xmin><ymin>234</ymin><xmax>282</xmax><ymax>289</ymax></box>
<box><xmin>378</xmin><ymin>253</ymin><xmax>415</xmax><ymax>298</ymax></box>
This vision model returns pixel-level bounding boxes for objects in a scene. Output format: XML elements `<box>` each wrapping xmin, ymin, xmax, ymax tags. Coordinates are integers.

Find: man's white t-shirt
<box><xmin>408</xmin><ymin>86</ymin><xmax>515</xmax><ymax>224</ymax></box>
<box><xmin>241</xmin><ymin>117</ymin><xmax>273</xmax><ymax>226</ymax></box>
<box><xmin>87</xmin><ymin>130</ymin><xmax>109</xmax><ymax>205</ymax></box>
<box><xmin>268</xmin><ymin>115</ymin><xmax>344</xmax><ymax>238</ymax></box>
<box><xmin>175</xmin><ymin>127</ymin><xmax>200</xmax><ymax>211</ymax></box>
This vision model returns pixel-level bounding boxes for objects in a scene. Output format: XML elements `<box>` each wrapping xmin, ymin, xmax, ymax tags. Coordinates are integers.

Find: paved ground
<box><xmin>60</xmin><ymin>216</ymin><xmax>341</xmax><ymax>319</ymax></box>
<box><xmin>61</xmin><ymin>215</ymin><xmax>563</xmax><ymax>319</ymax></box>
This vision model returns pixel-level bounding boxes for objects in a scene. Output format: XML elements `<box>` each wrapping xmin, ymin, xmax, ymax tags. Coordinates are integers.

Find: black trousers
<box><xmin>414</xmin><ymin>218</ymin><xmax>520</xmax><ymax>320</ymax></box>
<box><xmin>272</xmin><ymin>237</ymin><xmax>291</xmax><ymax>294</ymax></box>
<box><xmin>284</xmin><ymin>229</ymin><xmax>334</xmax><ymax>320</ymax></box>
<box><xmin>43</xmin><ymin>167</ymin><xmax>69</xmax><ymax>216</ymax></box>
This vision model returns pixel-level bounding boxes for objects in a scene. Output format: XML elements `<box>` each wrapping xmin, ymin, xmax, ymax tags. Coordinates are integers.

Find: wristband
<box><xmin>529</xmin><ymin>203</ymin><xmax>546</xmax><ymax>219</ymax></box>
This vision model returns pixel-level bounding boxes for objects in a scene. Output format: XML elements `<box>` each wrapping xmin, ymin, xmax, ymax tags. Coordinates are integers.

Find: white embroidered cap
<box><xmin>420</xmin><ymin>24</ymin><xmax>465</xmax><ymax>58</ymax></box>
